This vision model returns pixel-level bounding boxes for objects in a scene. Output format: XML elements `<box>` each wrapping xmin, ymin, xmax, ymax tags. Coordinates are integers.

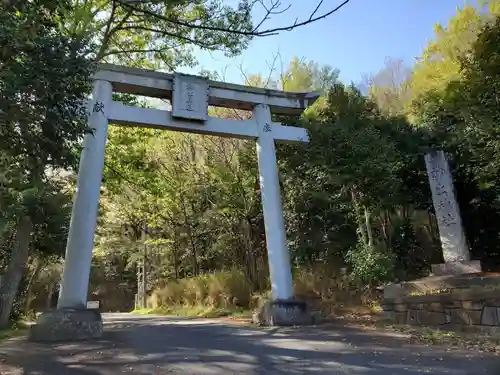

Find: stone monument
<box><xmin>424</xmin><ymin>151</ymin><xmax>480</xmax><ymax>275</ymax></box>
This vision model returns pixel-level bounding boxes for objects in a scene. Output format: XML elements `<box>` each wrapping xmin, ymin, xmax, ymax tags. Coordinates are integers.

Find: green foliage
<box><xmin>280</xmin><ymin>83</ymin><xmax>413</xmax><ymax>270</ymax></box>
<box><xmin>0</xmin><ymin>0</ymin><xmax>93</xmax><ymax>243</ymax></box>
<box><xmin>281</xmin><ymin>57</ymin><xmax>340</xmax><ymax>93</ymax></box>
<box><xmin>406</xmin><ymin>1</ymin><xmax>500</xmax><ymax>123</ymax></box>
<box><xmin>63</xmin><ymin>0</ymin><xmax>254</xmax><ymax>68</ymax></box>
<box><xmin>346</xmin><ymin>243</ymin><xmax>394</xmax><ymax>285</ymax></box>
<box><xmin>364</xmin><ymin>58</ymin><xmax>412</xmax><ymax>117</ymax></box>
<box><xmin>389</xmin><ymin>219</ymin><xmax>430</xmax><ymax>281</ymax></box>
<box><xmin>0</xmin><ymin>0</ymin><xmax>95</xmax><ymax>175</ymax></box>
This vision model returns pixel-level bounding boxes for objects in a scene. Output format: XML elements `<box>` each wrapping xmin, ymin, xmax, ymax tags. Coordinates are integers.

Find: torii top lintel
<box><xmin>95</xmin><ymin>63</ymin><xmax>320</xmax><ymax>116</ymax></box>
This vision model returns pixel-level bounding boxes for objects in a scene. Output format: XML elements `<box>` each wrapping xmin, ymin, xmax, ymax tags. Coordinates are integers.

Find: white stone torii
<box><xmin>57</xmin><ymin>64</ymin><xmax>319</xmax><ymax>309</ymax></box>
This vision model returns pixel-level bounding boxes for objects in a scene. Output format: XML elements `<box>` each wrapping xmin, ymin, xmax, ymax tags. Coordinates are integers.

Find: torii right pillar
<box><xmin>252</xmin><ymin>103</ymin><xmax>314</xmax><ymax>326</ymax></box>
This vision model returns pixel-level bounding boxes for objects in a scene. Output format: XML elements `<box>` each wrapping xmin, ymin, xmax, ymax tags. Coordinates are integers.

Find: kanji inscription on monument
<box><xmin>172</xmin><ymin>74</ymin><xmax>209</xmax><ymax>122</ymax></box>
<box><xmin>424</xmin><ymin>151</ymin><xmax>469</xmax><ymax>263</ymax></box>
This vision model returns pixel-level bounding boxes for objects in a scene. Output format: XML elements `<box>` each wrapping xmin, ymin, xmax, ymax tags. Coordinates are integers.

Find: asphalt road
<box><xmin>0</xmin><ymin>313</ymin><xmax>499</xmax><ymax>374</ymax></box>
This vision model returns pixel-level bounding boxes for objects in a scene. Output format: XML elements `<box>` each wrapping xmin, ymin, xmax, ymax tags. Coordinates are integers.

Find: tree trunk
<box><xmin>380</xmin><ymin>210</ymin><xmax>393</xmax><ymax>250</ymax></box>
<box><xmin>186</xmin><ymin>225</ymin><xmax>198</xmax><ymax>276</ymax></box>
<box><xmin>182</xmin><ymin>199</ymin><xmax>198</xmax><ymax>276</ymax></box>
<box><xmin>351</xmin><ymin>189</ymin><xmax>369</xmax><ymax>247</ymax></box>
<box><xmin>172</xmin><ymin>235</ymin><xmax>180</xmax><ymax>280</ymax></box>
<box><xmin>24</xmin><ymin>258</ymin><xmax>44</xmax><ymax>317</ymax></box>
<box><xmin>0</xmin><ymin>215</ymin><xmax>33</xmax><ymax>328</ymax></box>
<box><xmin>141</xmin><ymin>228</ymin><xmax>147</xmax><ymax>309</ymax></box>
<box><xmin>242</xmin><ymin>218</ymin><xmax>258</xmax><ymax>291</ymax></box>
<box><xmin>46</xmin><ymin>282</ymin><xmax>54</xmax><ymax>310</ymax></box>
<box><xmin>173</xmin><ymin>250</ymin><xmax>179</xmax><ymax>280</ymax></box>
<box><xmin>364</xmin><ymin>206</ymin><xmax>374</xmax><ymax>249</ymax></box>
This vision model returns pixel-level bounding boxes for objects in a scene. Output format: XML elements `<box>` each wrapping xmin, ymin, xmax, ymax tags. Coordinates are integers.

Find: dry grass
<box><xmin>408</xmin><ymin>283</ymin><xmax>500</xmax><ymax>297</ymax></box>
<box><xmin>148</xmin><ymin>269</ymin><xmax>254</xmax><ymax>310</ymax></box>
<box><xmin>133</xmin><ymin>305</ymin><xmax>251</xmax><ymax>319</ymax></box>
<box><xmin>147</xmin><ymin>265</ymin><xmax>382</xmax><ymax>321</ymax></box>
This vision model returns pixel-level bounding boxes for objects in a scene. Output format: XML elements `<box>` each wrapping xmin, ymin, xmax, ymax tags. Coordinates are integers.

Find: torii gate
<box><xmin>30</xmin><ymin>64</ymin><xmax>318</xmax><ymax>341</ymax></box>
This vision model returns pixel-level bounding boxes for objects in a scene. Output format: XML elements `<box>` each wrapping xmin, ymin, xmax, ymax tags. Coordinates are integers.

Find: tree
<box><xmin>281</xmin><ymin>84</ymin><xmax>407</xmax><ymax>281</ymax></box>
<box><xmin>363</xmin><ymin>58</ymin><xmax>412</xmax><ymax>117</ymax></box>
<box><xmin>280</xmin><ymin>57</ymin><xmax>340</xmax><ymax>93</ymax></box>
<box><xmin>406</xmin><ymin>1</ymin><xmax>500</xmax><ymax>122</ymax></box>
<box><xmin>0</xmin><ymin>0</ymin><xmax>95</xmax><ymax>326</ymax></box>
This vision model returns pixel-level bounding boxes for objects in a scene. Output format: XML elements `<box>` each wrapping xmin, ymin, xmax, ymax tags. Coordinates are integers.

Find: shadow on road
<box><xmin>0</xmin><ymin>314</ymin><xmax>499</xmax><ymax>374</ymax></box>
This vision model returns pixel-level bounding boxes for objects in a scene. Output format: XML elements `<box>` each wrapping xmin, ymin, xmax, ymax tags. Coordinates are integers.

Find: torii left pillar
<box><xmin>28</xmin><ymin>80</ymin><xmax>112</xmax><ymax>342</ymax></box>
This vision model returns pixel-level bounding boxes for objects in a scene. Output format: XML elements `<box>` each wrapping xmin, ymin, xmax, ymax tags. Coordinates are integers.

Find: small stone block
<box><xmin>481</xmin><ymin>307</ymin><xmax>498</xmax><ymax>326</ymax></box>
<box><xmin>409</xmin><ymin>303</ymin><xmax>424</xmax><ymax>310</ymax></box>
<box><xmin>393</xmin><ymin>304</ymin><xmax>408</xmax><ymax>312</ymax></box>
<box><xmin>461</xmin><ymin>300</ymin><xmax>484</xmax><ymax>310</ymax></box>
<box><xmin>407</xmin><ymin>310</ymin><xmax>419</xmax><ymax>325</ymax></box>
<box><xmin>443</xmin><ymin>300</ymin><xmax>462</xmax><ymax>309</ymax></box>
<box><xmin>381</xmin><ymin>304</ymin><xmax>393</xmax><ymax>311</ymax></box>
<box><xmin>383</xmin><ymin>283</ymin><xmax>404</xmax><ymax>300</ymax></box>
<box><xmin>28</xmin><ymin>308</ymin><xmax>103</xmax><ymax>343</ymax></box>
<box><xmin>468</xmin><ymin>310</ymin><xmax>483</xmax><ymax>325</ymax></box>
<box><xmin>431</xmin><ymin>261</ymin><xmax>481</xmax><ymax>276</ymax></box>
<box><xmin>486</xmin><ymin>299</ymin><xmax>500</xmax><ymax>308</ymax></box>
<box><xmin>394</xmin><ymin>312</ymin><xmax>407</xmax><ymax>324</ymax></box>
<box><xmin>428</xmin><ymin>303</ymin><xmax>444</xmax><ymax>312</ymax></box>
<box><xmin>86</xmin><ymin>301</ymin><xmax>100</xmax><ymax>309</ymax></box>
<box><xmin>383</xmin><ymin>310</ymin><xmax>394</xmax><ymax>320</ymax></box>
<box><xmin>418</xmin><ymin>311</ymin><xmax>448</xmax><ymax>325</ymax></box>
<box><xmin>452</xmin><ymin>309</ymin><xmax>482</xmax><ymax>325</ymax></box>
<box><xmin>450</xmin><ymin>309</ymin><xmax>473</xmax><ymax>325</ymax></box>
<box><xmin>445</xmin><ymin>312</ymin><xmax>451</xmax><ymax>324</ymax></box>
<box><xmin>255</xmin><ymin>299</ymin><xmax>313</xmax><ymax>327</ymax></box>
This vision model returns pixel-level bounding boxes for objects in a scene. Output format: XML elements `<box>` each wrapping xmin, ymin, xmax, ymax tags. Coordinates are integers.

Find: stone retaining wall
<box><xmin>383</xmin><ymin>273</ymin><xmax>500</xmax><ymax>300</ymax></box>
<box><xmin>383</xmin><ymin>288</ymin><xmax>500</xmax><ymax>329</ymax></box>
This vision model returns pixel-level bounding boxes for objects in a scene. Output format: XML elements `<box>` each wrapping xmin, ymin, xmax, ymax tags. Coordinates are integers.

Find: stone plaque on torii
<box><xmin>29</xmin><ymin>64</ymin><xmax>319</xmax><ymax>341</ymax></box>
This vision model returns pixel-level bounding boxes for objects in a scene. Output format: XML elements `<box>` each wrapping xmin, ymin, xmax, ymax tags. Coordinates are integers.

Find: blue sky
<box><xmin>181</xmin><ymin>0</ymin><xmax>475</xmax><ymax>85</ymax></box>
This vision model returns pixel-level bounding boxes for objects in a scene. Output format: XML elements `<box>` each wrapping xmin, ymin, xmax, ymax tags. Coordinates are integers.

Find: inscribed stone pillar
<box><xmin>424</xmin><ymin>151</ymin><xmax>470</xmax><ymax>263</ymax></box>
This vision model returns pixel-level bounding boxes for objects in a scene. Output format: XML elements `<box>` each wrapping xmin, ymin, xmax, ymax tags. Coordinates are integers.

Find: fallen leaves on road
<box><xmin>342</xmin><ymin>312</ymin><xmax>500</xmax><ymax>354</ymax></box>
<box><xmin>395</xmin><ymin>325</ymin><xmax>500</xmax><ymax>354</ymax></box>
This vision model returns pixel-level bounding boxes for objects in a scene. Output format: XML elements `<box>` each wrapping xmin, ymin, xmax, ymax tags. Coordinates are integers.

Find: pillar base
<box><xmin>253</xmin><ymin>299</ymin><xmax>314</xmax><ymax>327</ymax></box>
<box><xmin>28</xmin><ymin>308</ymin><xmax>102</xmax><ymax>343</ymax></box>
<box><xmin>431</xmin><ymin>260</ymin><xmax>481</xmax><ymax>276</ymax></box>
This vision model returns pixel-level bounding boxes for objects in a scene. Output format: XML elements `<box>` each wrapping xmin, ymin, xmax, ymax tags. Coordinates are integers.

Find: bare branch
<box><xmin>237</xmin><ymin>63</ymin><xmax>251</xmax><ymax>86</ymax></box>
<box><xmin>115</xmin><ymin>25</ymin><xmax>231</xmax><ymax>53</ymax></box>
<box><xmin>264</xmin><ymin>51</ymin><xmax>280</xmax><ymax>87</ymax></box>
<box><xmin>251</xmin><ymin>0</ymin><xmax>291</xmax><ymax>33</ymax></box>
<box><xmin>101</xmin><ymin>47</ymin><xmax>178</xmax><ymax>59</ymax></box>
<box><xmin>309</xmin><ymin>0</ymin><xmax>325</xmax><ymax>21</ymax></box>
<box><xmin>96</xmin><ymin>0</ymin><xmax>118</xmax><ymax>60</ymax></box>
<box><xmin>115</xmin><ymin>0</ymin><xmax>351</xmax><ymax>38</ymax></box>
